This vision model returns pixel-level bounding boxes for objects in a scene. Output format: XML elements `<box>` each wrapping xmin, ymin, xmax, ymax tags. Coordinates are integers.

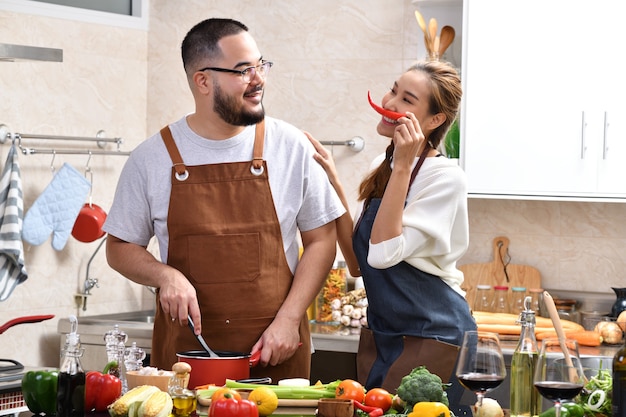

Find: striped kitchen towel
<box><xmin>0</xmin><ymin>144</ymin><xmax>28</xmax><ymax>301</ymax></box>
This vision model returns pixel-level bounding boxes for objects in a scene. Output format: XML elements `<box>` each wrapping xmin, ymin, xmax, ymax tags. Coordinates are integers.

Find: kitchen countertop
<box><xmin>59</xmin><ymin>313</ymin><xmax>623</xmax><ymax>358</ymax></box>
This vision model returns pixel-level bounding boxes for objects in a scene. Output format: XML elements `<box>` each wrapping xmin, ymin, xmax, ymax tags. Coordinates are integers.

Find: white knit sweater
<box><xmin>355</xmin><ymin>153</ymin><xmax>469</xmax><ymax>296</ymax></box>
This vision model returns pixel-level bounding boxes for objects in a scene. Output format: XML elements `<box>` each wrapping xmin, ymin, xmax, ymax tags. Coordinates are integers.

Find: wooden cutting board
<box><xmin>459</xmin><ymin>236</ymin><xmax>542</xmax><ymax>308</ymax></box>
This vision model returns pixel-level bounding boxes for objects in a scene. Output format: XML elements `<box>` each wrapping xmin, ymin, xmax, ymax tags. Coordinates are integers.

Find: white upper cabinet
<box><xmin>462</xmin><ymin>0</ymin><xmax>626</xmax><ymax>200</ymax></box>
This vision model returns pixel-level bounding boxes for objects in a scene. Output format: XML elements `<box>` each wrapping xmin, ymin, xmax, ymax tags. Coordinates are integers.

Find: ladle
<box><xmin>438</xmin><ymin>25</ymin><xmax>456</xmax><ymax>57</ymax></box>
<box><xmin>187</xmin><ymin>316</ymin><xmax>219</xmax><ymax>358</ymax></box>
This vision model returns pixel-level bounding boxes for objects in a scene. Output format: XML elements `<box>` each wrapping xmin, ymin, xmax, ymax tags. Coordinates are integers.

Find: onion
<box><xmin>587</xmin><ymin>389</ymin><xmax>606</xmax><ymax>411</ymax></box>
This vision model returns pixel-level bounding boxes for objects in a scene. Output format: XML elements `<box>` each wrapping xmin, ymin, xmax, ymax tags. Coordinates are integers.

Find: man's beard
<box><xmin>213</xmin><ymin>83</ymin><xmax>265</xmax><ymax>126</ymax></box>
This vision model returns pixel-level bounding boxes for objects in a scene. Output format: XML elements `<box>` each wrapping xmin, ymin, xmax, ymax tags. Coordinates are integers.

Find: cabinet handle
<box><xmin>580</xmin><ymin>111</ymin><xmax>587</xmax><ymax>159</ymax></box>
<box><xmin>603</xmin><ymin>111</ymin><xmax>608</xmax><ymax>160</ymax></box>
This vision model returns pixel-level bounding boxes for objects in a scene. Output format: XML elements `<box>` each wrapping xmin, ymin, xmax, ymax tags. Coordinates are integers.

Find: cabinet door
<box><xmin>463</xmin><ymin>0</ymin><xmax>624</xmax><ymax>198</ymax></box>
<box><xmin>593</xmin><ymin>1</ymin><xmax>626</xmax><ymax>196</ymax></box>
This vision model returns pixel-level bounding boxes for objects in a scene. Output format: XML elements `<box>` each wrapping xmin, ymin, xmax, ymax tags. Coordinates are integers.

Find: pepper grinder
<box><xmin>103</xmin><ymin>324</ymin><xmax>127</xmax><ymax>377</ymax></box>
<box><xmin>124</xmin><ymin>342</ymin><xmax>146</xmax><ymax>372</ymax></box>
<box><xmin>104</xmin><ymin>325</ymin><xmax>128</xmax><ymax>392</ymax></box>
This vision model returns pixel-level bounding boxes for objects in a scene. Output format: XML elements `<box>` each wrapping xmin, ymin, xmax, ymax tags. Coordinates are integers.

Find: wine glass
<box><xmin>455</xmin><ymin>331</ymin><xmax>507</xmax><ymax>412</ymax></box>
<box><xmin>533</xmin><ymin>338</ymin><xmax>585</xmax><ymax>417</ymax></box>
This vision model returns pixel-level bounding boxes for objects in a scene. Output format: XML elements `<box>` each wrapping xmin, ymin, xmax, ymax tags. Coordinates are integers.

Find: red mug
<box><xmin>72</xmin><ymin>203</ymin><xmax>107</xmax><ymax>242</ymax></box>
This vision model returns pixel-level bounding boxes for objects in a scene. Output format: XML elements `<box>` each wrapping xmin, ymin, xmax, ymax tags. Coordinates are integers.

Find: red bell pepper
<box><xmin>208</xmin><ymin>397</ymin><xmax>258</xmax><ymax>417</ymax></box>
<box><xmin>84</xmin><ymin>371</ymin><xmax>122</xmax><ymax>412</ymax></box>
<box><xmin>353</xmin><ymin>399</ymin><xmax>384</xmax><ymax>417</ymax></box>
<box><xmin>367</xmin><ymin>91</ymin><xmax>406</xmax><ymax>121</ymax></box>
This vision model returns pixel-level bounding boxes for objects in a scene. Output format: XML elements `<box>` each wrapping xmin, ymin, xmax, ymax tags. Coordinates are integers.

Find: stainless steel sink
<box><xmin>81</xmin><ymin>310</ymin><xmax>156</xmax><ymax>324</ymax></box>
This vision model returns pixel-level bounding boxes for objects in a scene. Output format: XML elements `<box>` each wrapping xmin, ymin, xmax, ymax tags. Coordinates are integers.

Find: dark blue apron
<box><xmin>353</xmin><ymin>154</ymin><xmax>476</xmax><ymax>394</ymax></box>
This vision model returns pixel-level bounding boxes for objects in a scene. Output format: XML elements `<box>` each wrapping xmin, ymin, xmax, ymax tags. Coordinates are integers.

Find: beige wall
<box><xmin>0</xmin><ymin>0</ymin><xmax>624</xmax><ymax>368</ymax></box>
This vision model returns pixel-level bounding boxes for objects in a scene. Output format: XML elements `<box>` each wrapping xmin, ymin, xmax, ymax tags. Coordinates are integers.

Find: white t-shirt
<box><xmin>103</xmin><ymin>116</ymin><xmax>345</xmax><ymax>273</ymax></box>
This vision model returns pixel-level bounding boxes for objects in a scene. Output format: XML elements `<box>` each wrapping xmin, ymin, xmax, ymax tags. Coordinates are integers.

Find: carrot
<box><xmin>535</xmin><ymin>330</ymin><xmax>603</xmax><ymax>347</ymax></box>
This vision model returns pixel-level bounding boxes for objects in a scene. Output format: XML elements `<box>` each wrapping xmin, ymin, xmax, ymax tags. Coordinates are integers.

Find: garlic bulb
<box><xmin>594</xmin><ymin>320</ymin><xmax>624</xmax><ymax>344</ymax></box>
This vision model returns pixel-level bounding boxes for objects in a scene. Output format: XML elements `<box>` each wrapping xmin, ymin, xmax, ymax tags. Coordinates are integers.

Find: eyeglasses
<box><xmin>199</xmin><ymin>61</ymin><xmax>273</xmax><ymax>83</ymax></box>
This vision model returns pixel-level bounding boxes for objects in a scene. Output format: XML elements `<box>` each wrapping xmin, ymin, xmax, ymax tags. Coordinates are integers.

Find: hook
<box><xmin>85</xmin><ymin>161</ymin><xmax>94</xmax><ymax>208</ymax></box>
<box><xmin>85</xmin><ymin>150</ymin><xmax>92</xmax><ymax>174</ymax></box>
<box><xmin>50</xmin><ymin>150</ymin><xmax>56</xmax><ymax>173</ymax></box>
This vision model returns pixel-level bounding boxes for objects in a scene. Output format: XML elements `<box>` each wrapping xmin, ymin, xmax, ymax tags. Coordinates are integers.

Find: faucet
<box><xmin>83</xmin><ymin>277</ymin><xmax>99</xmax><ymax>295</ymax></box>
<box><xmin>77</xmin><ymin>236</ymin><xmax>107</xmax><ymax>311</ymax></box>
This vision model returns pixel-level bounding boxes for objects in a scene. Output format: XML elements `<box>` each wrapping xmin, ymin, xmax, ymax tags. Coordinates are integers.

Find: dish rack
<box><xmin>0</xmin><ymin>390</ymin><xmax>26</xmax><ymax>417</ymax></box>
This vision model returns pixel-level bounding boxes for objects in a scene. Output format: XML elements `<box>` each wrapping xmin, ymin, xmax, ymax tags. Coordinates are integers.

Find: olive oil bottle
<box><xmin>510</xmin><ymin>297</ymin><xmax>541</xmax><ymax>417</ymax></box>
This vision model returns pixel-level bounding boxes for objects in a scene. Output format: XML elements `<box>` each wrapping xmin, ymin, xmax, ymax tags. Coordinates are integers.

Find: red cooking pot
<box><xmin>176</xmin><ymin>350</ymin><xmax>261</xmax><ymax>389</ymax></box>
<box><xmin>72</xmin><ymin>203</ymin><xmax>107</xmax><ymax>243</ymax></box>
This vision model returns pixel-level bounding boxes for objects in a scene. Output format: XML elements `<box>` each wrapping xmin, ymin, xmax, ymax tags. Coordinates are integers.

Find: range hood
<box><xmin>0</xmin><ymin>43</ymin><xmax>63</xmax><ymax>62</ymax></box>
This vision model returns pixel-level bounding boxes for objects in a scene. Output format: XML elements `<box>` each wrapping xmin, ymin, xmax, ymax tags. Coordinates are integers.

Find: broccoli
<box><xmin>396</xmin><ymin>366</ymin><xmax>450</xmax><ymax>409</ymax></box>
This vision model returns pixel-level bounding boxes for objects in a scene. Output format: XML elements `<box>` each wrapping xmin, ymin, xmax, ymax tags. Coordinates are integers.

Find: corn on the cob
<box><xmin>108</xmin><ymin>385</ymin><xmax>161</xmax><ymax>417</ymax></box>
<box><xmin>138</xmin><ymin>390</ymin><xmax>173</xmax><ymax>417</ymax></box>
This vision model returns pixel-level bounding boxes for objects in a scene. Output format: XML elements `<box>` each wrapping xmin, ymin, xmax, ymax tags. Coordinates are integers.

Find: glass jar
<box><xmin>510</xmin><ymin>287</ymin><xmax>527</xmax><ymax>315</ymax></box>
<box><xmin>554</xmin><ymin>298</ymin><xmax>581</xmax><ymax>324</ymax></box>
<box><xmin>315</xmin><ymin>261</ymin><xmax>347</xmax><ymax>324</ymax></box>
<box><xmin>528</xmin><ymin>288</ymin><xmax>545</xmax><ymax>317</ymax></box>
<box><xmin>473</xmin><ymin>284</ymin><xmax>494</xmax><ymax>312</ymax></box>
<box><xmin>492</xmin><ymin>285</ymin><xmax>510</xmax><ymax>314</ymax></box>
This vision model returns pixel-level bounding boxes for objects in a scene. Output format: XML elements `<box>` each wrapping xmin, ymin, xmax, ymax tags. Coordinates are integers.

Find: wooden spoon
<box><xmin>438</xmin><ymin>25</ymin><xmax>456</xmax><ymax>57</ymax></box>
<box><xmin>428</xmin><ymin>18</ymin><xmax>438</xmax><ymax>52</ymax></box>
<box><xmin>543</xmin><ymin>291</ymin><xmax>587</xmax><ymax>383</ymax></box>
<box><xmin>414</xmin><ymin>11</ymin><xmax>431</xmax><ymax>54</ymax></box>
<box><xmin>414</xmin><ymin>10</ymin><xmax>428</xmax><ymax>36</ymax></box>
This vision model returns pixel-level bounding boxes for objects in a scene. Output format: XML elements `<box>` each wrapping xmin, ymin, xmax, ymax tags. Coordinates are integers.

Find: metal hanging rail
<box><xmin>19</xmin><ymin>148</ymin><xmax>130</xmax><ymax>156</ymax></box>
<box><xmin>0</xmin><ymin>124</ymin><xmax>130</xmax><ymax>156</ymax></box>
<box><xmin>320</xmin><ymin>136</ymin><xmax>365</xmax><ymax>152</ymax></box>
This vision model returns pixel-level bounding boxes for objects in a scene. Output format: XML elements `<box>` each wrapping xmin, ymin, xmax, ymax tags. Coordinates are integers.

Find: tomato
<box><xmin>335</xmin><ymin>379</ymin><xmax>365</xmax><ymax>403</ymax></box>
<box><xmin>210</xmin><ymin>387</ymin><xmax>242</xmax><ymax>403</ymax></box>
<box><xmin>364</xmin><ymin>388</ymin><xmax>393</xmax><ymax>412</ymax></box>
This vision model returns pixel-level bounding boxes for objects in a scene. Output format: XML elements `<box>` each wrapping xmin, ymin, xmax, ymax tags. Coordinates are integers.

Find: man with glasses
<box><xmin>104</xmin><ymin>18</ymin><xmax>344</xmax><ymax>382</ymax></box>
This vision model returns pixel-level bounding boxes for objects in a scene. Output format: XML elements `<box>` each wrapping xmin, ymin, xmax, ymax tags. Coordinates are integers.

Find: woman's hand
<box><xmin>304</xmin><ymin>131</ymin><xmax>340</xmax><ymax>186</ymax></box>
<box><xmin>392</xmin><ymin>112</ymin><xmax>426</xmax><ymax>169</ymax></box>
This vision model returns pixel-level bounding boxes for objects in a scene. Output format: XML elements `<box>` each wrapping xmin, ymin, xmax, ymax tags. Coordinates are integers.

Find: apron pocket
<box><xmin>187</xmin><ymin>233</ymin><xmax>261</xmax><ymax>284</ymax></box>
<box><xmin>357</xmin><ymin>327</ymin><xmax>459</xmax><ymax>392</ymax></box>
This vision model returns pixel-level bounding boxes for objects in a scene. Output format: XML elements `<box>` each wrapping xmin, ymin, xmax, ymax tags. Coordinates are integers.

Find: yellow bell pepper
<box><xmin>408</xmin><ymin>401</ymin><xmax>451</xmax><ymax>417</ymax></box>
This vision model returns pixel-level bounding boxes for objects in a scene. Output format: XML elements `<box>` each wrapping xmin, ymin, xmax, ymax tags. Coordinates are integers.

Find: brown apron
<box><xmin>150</xmin><ymin>121</ymin><xmax>311</xmax><ymax>381</ymax></box>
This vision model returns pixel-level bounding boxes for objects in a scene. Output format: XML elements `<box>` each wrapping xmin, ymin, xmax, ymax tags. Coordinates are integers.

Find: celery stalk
<box><xmin>219</xmin><ymin>379</ymin><xmax>340</xmax><ymax>399</ymax></box>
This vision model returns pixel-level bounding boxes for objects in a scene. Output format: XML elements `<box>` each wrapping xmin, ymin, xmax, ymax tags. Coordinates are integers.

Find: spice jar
<box><xmin>315</xmin><ymin>261</ymin><xmax>347</xmax><ymax>324</ymax></box>
<box><xmin>510</xmin><ymin>287</ymin><xmax>527</xmax><ymax>315</ymax></box>
<box><xmin>528</xmin><ymin>288</ymin><xmax>545</xmax><ymax>317</ymax></box>
<box><xmin>554</xmin><ymin>298</ymin><xmax>581</xmax><ymax>324</ymax></box>
<box><xmin>473</xmin><ymin>284</ymin><xmax>494</xmax><ymax>312</ymax></box>
<box><xmin>492</xmin><ymin>285</ymin><xmax>510</xmax><ymax>314</ymax></box>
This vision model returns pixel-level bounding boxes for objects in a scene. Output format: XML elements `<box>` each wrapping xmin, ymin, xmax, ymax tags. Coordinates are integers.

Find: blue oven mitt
<box><xmin>23</xmin><ymin>163</ymin><xmax>91</xmax><ymax>251</ymax></box>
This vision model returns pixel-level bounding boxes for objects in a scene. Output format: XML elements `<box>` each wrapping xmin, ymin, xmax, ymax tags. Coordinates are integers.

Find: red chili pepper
<box><xmin>353</xmin><ymin>399</ymin><xmax>384</xmax><ymax>417</ymax></box>
<box><xmin>84</xmin><ymin>371</ymin><xmax>122</xmax><ymax>412</ymax></box>
<box><xmin>367</xmin><ymin>91</ymin><xmax>405</xmax><ymax>121</ymax></box>
<box><xmin>208</xmin><ymin>397</ymin><xmax>258</xmax><ymax>417</ymax></box>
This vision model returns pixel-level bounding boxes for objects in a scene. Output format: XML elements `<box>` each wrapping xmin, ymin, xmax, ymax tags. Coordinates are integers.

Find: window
<box><xmin>0</xmin><ymin>0</ymin><xmax>148</xmax><ymax>30</ymax></box>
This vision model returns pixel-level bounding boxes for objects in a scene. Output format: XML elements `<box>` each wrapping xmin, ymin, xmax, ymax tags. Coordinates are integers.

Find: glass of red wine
<box><xmin>455</xmin><ymin>331</ymin><xmax>507</xmax><ymax>412</ymax></box>
<box><xmin>533</xmin><ymin>338</ymin><xmax>585</xmax><ymax>417</ymax></box>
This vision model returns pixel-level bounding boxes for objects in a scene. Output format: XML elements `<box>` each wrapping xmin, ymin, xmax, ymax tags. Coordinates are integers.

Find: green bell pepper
<box><xmin>21</xmin><ymin>369</ymin><xmax>59</xmax><ymax>415</ymax></box>
<box><xmin>539</xmin><ymin>402</ymin><xmax>585</xmax><ymax>417</ymax></box>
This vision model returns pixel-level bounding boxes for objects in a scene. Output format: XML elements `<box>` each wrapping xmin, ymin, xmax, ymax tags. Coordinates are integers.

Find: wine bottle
<box><xmin>510</xmin><ymin>297</ymin><xmax>541</xmax><ymax>417</ymax></box>
<box><xmin>614</xmin><ymin>339</ymin><xmax>626</xmax><ymax>417</ymax></box>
